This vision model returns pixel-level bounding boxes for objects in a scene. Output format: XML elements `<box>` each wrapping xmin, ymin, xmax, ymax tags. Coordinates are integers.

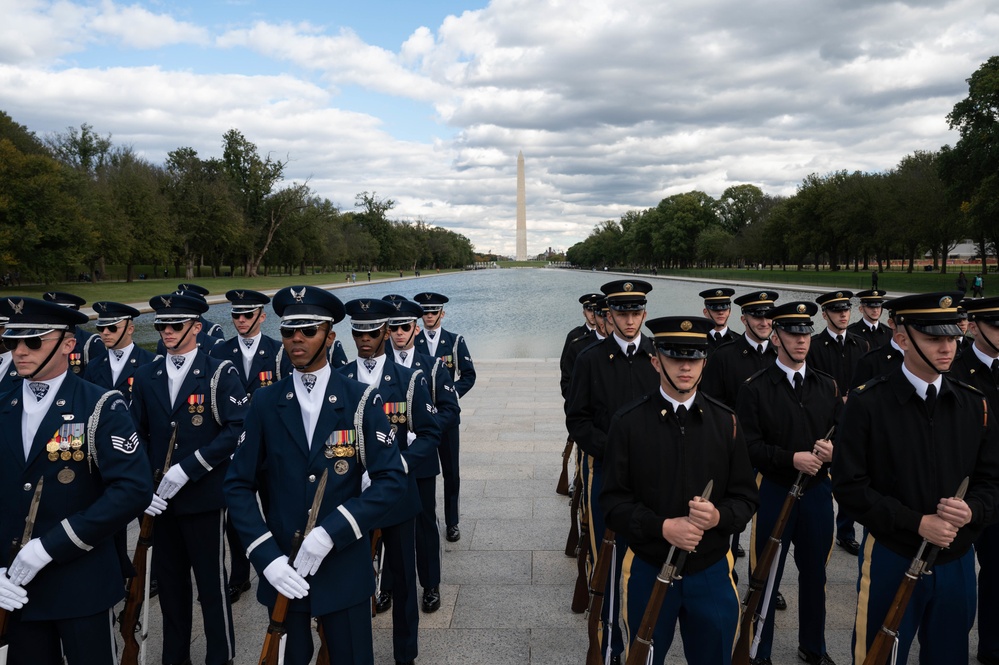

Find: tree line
<box><xmin>0</xmin><ymin>114</ymin><xmax>475</xmax><ymax>284</ymax></box>
<box><xmin>567</xmin><ymin>57</ymin><xmax>999</xmax><ymax>276</ymax></box>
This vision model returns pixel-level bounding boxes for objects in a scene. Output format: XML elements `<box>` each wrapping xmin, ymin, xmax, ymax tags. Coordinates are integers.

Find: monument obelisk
<box><xmin>516</xmin><ymin>151</ymin><xmax>527</xmax><ymax>261</ymax></box>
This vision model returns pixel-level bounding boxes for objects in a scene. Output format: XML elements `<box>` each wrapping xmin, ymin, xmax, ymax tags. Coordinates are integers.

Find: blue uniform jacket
<box><xmin>0</xmin><ymin>353</ymin><xmax>20</xmax><ymax>393</ymax></box>
<box><xmin>411</xmin><ymin>351</ymin><xmax>460</xmax><ymax>433</ymax></box>
<box><xmin>223</xmin><ymin>371</ymin><xmax>407</xmax><ymax>615</ymax></box>
<box><xmin>130</xmin><ymin>352</ymin><xmax>247</xmax><ymax>513</ymax></box>
<box><xmin>340</xmin><ymin>358</ymin><xmax>441</xmax><ymax>525</ymax></box>
<box><xmin>414</xmin><ymin>328</ymin><xmax>475</xmax><ymax>398</ymax></box>
<box><xmin>70</xmin><ymin>329</ymin><xmax>105</xmax><ymax>375</ymax></box>
<box><xmin>0</xmin><ymin>374</ymin><xmax>153</xmax><ymax>620</ymax></box>
<box><xmin>209</xmin><ymin>334</ymin><xmax>292</xmax><ymax>398</ymax></box>
<box><xmin>328</xmin><ymin>339</ymin><xmax>348</xmax><ymax>368</ymax></box>
<box><xmin>82</xmin><ymin>344</ymin><xmax>158</xmax><ymax>402</ymax></box>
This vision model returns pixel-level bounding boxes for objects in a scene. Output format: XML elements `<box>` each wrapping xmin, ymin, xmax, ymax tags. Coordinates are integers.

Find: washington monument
<box><xmin>516</xmin><ymin>150</ymin><xmax>527</xmax><ymax>261</ymax></box>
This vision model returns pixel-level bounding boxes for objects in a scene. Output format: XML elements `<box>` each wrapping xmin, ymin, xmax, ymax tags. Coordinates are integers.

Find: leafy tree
<box><xmin>45</xmin><ymin>123</ymin><xmax>113</xmax><ymax>175</ymax></box>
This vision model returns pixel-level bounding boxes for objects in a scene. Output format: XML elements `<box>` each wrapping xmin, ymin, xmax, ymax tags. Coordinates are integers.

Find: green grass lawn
<box><xmin>0</xmin><ymin>270</ymin><xmax>454</xmax><ymax>304</ymax></box>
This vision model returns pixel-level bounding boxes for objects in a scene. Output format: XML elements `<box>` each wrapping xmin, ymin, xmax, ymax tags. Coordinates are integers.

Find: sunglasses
<box><xmin>6</xmin><ymin>334</ymin><xmax>63</xmax><ymax>351</ymax></box>
<box><xmin>351</xmin><ymin>328</ymin><xmax>383</xmax><ymax>338</ymax></box>
<box><xmin>231</xmin><ymin>311</ymin><xmax>258</xmax><ymax>320</ymax></box>
<box><xmin>96</xmin><ymin>323</ymin><xmax>125</xmax><ymax>333</ymax></box>
<box><xmin>154</xmin><ymin>322</ymin><xmax>188</xmax><ymax>332</ymax></box>
<box><xmin>280</xmin><ymin>325</ymin><xmax>322</xmax><ymax>339</ymax></box>
<box><xmin>388</xmin><ymin>323</ymin><xmax>413</xmax><ymax>332</ymax></box>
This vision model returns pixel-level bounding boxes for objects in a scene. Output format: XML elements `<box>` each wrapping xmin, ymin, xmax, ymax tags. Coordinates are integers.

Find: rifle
<box><xmin>120</xmin><ymin>424</ymin><xmax>177</xmax><ymax>665</ymax></box>
<box><xmin>316</xmin><ymin>622</ymin><xmax>330</xmax><ymax>665</ymax></box>
<box><xmin>556</xmin><ymin>436</ymin><xmax>573</xmax><ymax>495</ymax></box>
<box><xmin>258</xmin><ymin>469</ymin><xmax>329</xmax><ymax>665</ymax></box>
<box><xmin>862</xmin><ymin>477</ymin><xmax>969</xmax><ymax>665</ymax></box>
<box><xmin>370</xmin><ymin>528</ymin><xmax>384</xmax><ymax>617</ymax></box>
<box><xmin>585</xmin><ymin>528</ymin><xmax>617</xmax><ymax>665</ymax></box>
<box><xmin>571</xmin><ymin>482</ymin><xmax>590</xmax><ymax>614</ymax></box>
<box><xmin>626</xmin><ymin>481</ymin><xmax>714</xmax><ymax>665</ymax></box>
<box><xmin>0</xmin><ymin>477</ymin><xmax>43</xmax><ymax>656</ymax></box>
<box><xmin>565</xmin><ymin>463</ymin><xmax>581</xmax><ymax>557</ymax></box>
<box><xmin>733</xmin><ymin>426</ymin><xmax>834</xmax><ymax>665</ymax></box>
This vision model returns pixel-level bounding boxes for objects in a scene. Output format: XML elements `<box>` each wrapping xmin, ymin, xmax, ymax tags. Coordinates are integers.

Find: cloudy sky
<box><xmin>2</xmin><ymin>0</ymin><xmax>996</xmax><ymax>256</ymax></box>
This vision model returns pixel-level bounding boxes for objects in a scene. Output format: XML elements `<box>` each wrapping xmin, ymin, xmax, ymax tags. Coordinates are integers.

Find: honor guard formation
<box><xmin>1</xmin><ymin>276</ymin><xmax>998</xmax><ymax>665</ymax></box>
<box><xmin>0</xmin><ymin>284</ymin><xmax>474</xmax><ymax>665</ymax></box>
<box><xmin>559</xmin><ymin>281</ymin><xmax>999</xmax><ymax>665</ymax></box>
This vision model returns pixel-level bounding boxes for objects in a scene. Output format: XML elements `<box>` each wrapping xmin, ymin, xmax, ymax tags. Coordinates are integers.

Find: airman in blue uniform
<box><xmin>413</xmin><ymin>292</ymin><xmax>475</xmax><ymax>543</ymax></box>
<box><xmin>155</xmin><ymin>287</ymin><xmax>225</xmax><ymax>355</ymax></box>
<box><xmin>41</xmin><ymin>291</ymin><xmax>104</xmax><ymax>374</ymax></box>
<box><xmin>82</xmin><ymin>301</ymin><xmax>157</xmax><ymax>403</ymax></box>
<box><xmin>0</xmin><ymin>301</ymin><xmax>21</xmax><ymax>393</ymax></box>
<box><xmin>383</xmin><ymin>296</ymin><xmax>460</xmax><ymax>614</ymax></box>
<box><xmin>130</xmin><ymin>293</ymin><xmax>247</xmax><ymax>665</ymax></box>
<box><xmin>0</xmin><ymin>297</ymin><xmax>152</xmax><ymax>665</ymax></box>
<box><xmin>224</xmin><ymin>286</ymin><xmax>407</xmax><ymax>665</ymax></box>
<box><xmin>340</xmin><ymin>297</ymin><xmax>440</xmax><ymax>665</ymax></box>
<box><xmin>177</xmin><ymin>283</ymin><xmax>226</xmax><ymax>341</ymax></box>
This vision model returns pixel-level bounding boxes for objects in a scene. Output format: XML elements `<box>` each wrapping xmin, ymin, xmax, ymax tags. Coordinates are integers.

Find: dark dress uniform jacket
<box><xmin>340</xmin><ymin>358</ymin><xmax>441</xmax><ymax>525</ymax></box>
<box><xmin>807</xmin><ymin>330</ymin><xmax>868</xmax><ymax>393</ymax></box>
<box><xmin>0</xmin><ymin>354</ymin><xmax>20</xmax><ymax>393</ymax></box>
<box><xmin>852</xmin><ymin>343</ymin><xmax>904</xmax><ymax>389</ymax></box>
<box><xmin>950</xmin><ymin>349</ymin><xmax>999</xmax><ymax>406</ymax></box>
<box><xmin>847</xmin><ymin>320</ymin><xmax>893</xmax><ymax>351</ymax></box>
<box><xmin>707</xmin><ymin>329</ymin><xmax>740</xmax><ymax>352</ymax></box>
<box><xmin>414</xmin><ymin>328</ymin><xmax>475</xmax><ymax>398</ymax></box>
<box><xmin>130</xmin><ymin>353</ymin><xmax>247</xmax><ymax>514</ymax></box>
<box><xmin>82</xmin><ymin>345</ymin><xmax>157</xmax><ymax>402</ymax></box>
<box><xmin>560</xmin><ymin>327</ymin><xmax>594</xmax><ymax>400</ymax></box>
<box><xmin>411</xmin><ymin>352</ymin><xmax>460</xmax><ymax>434</ymax></box>
<box><xmin>833</xmin><ymin>370</ymin><xmax>999</xmax><ymax>563</ymax></box>
<box><xmin>700</xmin><ymin>336</ymin><xmax>778</xmax><ymax>409</ymax></box>
<box><xmin>209</xmin><ymin>334</ymin><xmax>292</xmax><ymax>398</ymax></box>
<box><xmin>737</xmin><ymin>364</ymin><xmax>839</xmax><ymax>490</ymax></box>
<box><xmin>565</xmin><ymin>335</ymin><xmax>660</xmax><ymax>461</ymax></box>
<box><xmin>223</xmin><ymin>372</ymin><xmax>407</xmax><ymax>615</ymax></box>
<box><xmin>70</xmin><ymin>329</ymin><xmax>104</xmax><ymax>375</ymax></box>
<box><xmin>0</xmin><ymin>374</ymin><xmax>153</xmax><ymax>620</ymax></box>
<box><xmin>602</xmin><ymin>391</ymin><xmax>758</xmax><ymax>574</ymax></box>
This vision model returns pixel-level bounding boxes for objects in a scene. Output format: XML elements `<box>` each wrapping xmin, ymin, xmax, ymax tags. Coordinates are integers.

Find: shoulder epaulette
<box><xmin>699</xmin><ymin>391</ymin><xmax>735</xmax><ymax>414</ymax></box>
<box><xmin>945</xmin><ymin>375</ymin><xmax>985</xmax><ymax>396</ymax></box>
<box><xmin>615</xmin><ymin>393</ymin><xmax>652</xmax><ymax>419</ymax></box>
<box><xmin>850</xmin><ymin>374</ymin><xmax>889</xmax><ymax>395</ymax></box>
<box><xmin>810</xmin><ymin>366</ymin><xmax>836</xmax><ymax>382</ymax></box>
<box><xmin>743</xmin><ymin>366</ymin><xmax>769</xmax><ymax>384</ymax></box>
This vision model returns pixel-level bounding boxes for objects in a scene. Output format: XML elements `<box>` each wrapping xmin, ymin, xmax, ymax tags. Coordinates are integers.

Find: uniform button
<box><xmin>308</xmin><ymin>475</ymin><xmax>316</xmax><ymax>483</ymax></box>
<box><xmin>23</xmin><ymin>483</ymin><xmax>32</xmax><ymax>491</ymax></box>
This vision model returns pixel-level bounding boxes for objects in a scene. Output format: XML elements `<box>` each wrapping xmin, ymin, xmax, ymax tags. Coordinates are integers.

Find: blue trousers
<box><xmin>379</xmin><ymin>517</ymin><xmax>420</xmax><ymax>661</ymax></box>
<box><xmin>585</xmin><ymin>453</ymin><xmax>626</xmax><ymax>659</ymax></box>
<box><xmin>7</xmin><ymin>608</ymin><xmax>116</xmax><ymax>665</ymax></box>
<box><xmin>620</xmin><ymin>551</ymin><xmax>739</xmax><ymax>665</ymax></box>
<box><xmin>283</xmin><ymin>602</ymin><xmax>373</xmax><ymax>665</ymax></box>
<box><xmin>439</xmin><ymin>426</ymin><xmax>461</xmax><ymax>527</ymax></box>
<box><xmin>749</xmin><ymin>475</ymin><xmax>833</xmax><ymax>660</ymax></box>
<box><xmin>415</xmin><ymin>474</ymin><xmax>442</xmax><ymax>590</ymax></box>
<box><xmin>853</xmin><ymin>535</ymin><xmax>976</xmax><ymax>665</ymax></box>
<box><xmin>978</xmin><ymin>523</ymin><xmax>999</xmax><ymax>661</ymax></box>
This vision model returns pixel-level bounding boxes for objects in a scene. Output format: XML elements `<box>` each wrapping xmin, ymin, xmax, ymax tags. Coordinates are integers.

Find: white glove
<box><xmin>8</xmin><ymin>538</ymin><xmax>52</xmax><ymax>586</ymax></box>
<box><xmin>144</xmin><ymin>494</ymin><xmax>168</xmax><ymax>516</ymax></box>
<box><xmin>293</xmin><ymin>527</ymin><xmax>334</xmax><ymax>577</ymax></box>
<box><xmin>263</xmin><ymin>556</ymin><xmax>309</xmax><ymax>599</ymax></box>
<box><xmin>157</xmin><ymin>465</ymin><xmax>190</xmax><ymax>499</ymax></box>
<box><xmin>0</xmin><ymin>568</ymin><xmax>28</xmax><ymax>610</ymax></box>
<box><xmin>407</xmin><ymin>431</ymin><xmax>417</xmax><ymax>445</ymax></box>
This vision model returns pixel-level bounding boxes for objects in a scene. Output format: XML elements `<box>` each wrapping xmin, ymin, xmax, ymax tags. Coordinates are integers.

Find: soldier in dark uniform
<box><xmin>927</xmin><ymin>296</ymin><xmax>999</xmax><ymax>665</ymax></box>
<box><xmin>701</xmin><ymin>290</ymin><xmax>780</xmax><ymax>565</ymax></box>
<box><xmin>340</xmin><ymin>298</ymin><xmax>440</xmax><ymax>665</ymax></box>
<box><xmin>383</xmin><ymin>296</ymin><xmax>460</xmax><ymax>615</ymax></box>
<box><xmin>208</xmin><ymin>289</ymin><xmax>292</xmax><ymax>604</ymax></box>
<box><xmin>602</xmin><ymin>315</ymin><xmax>758</xmax><ymax>665</ymax></box>
<box><xmin>413</xmin><ymin>292</ymin><xmax>475</xmax><ymax>543</ymax></box>
<box><xmin>130</xmin><ymin>293</ymin><xmax>247</xmax><ymax>665</ymax></box>
<box><xmin>223</xmin><ymin>286</ymin><xmax>407</xmax><ymax>665</ymax></box>
<box><xmin>700</xmin><ymin>287</ymin><xmax>740</xmax><ymax>350</ymax></box>
<box><xmin>833</xmin><ymin>292</ymin><xmax>999</xmax><ymax>665</ymax></box>
<box><xmin>0</xmin><ymin>301</ymin><xmax>21</xmax><ymax>392</ymax></box>
<box><xmin>176</xmin><ymin>283</ymin><xmax>226</xmax><ymax>341</ymax></box>
<box><xmin>41</xmin><ymin>291</ymin><xmax>103</xmax><ymax>374</ymax></box>
<box><xmin>560</xmin><ymin>293</ymin><xmax>601</xmax><ymax>400</ymax></box>
<box><xmin>156</xmin><ymin>288</ymin><xmax>225</xmax><ymax>355</ymax></box>
<box><xmin>847</xmin><ymin>289</ymin><xmax>892</xmax><ymax>350</ymax></box>
<box><xmin>736</xmin><ymin>301</ymin><xmax>840</xmax><ymax>665</ymax></box>
<box><xmin>566</xmin><ymin>279</ymin><xmax>661</xmax><ymax>664</ymax></box>
<box><xmin>806</xmin><ymin>290</ymin><xmax>868</xmax><ymax>556</ymax></box>
<box><xmin>851</xmin><ymin>299</ymin><xmax>904</xmax><ymax>387</ymax></box>
<box><xmin>82</xmin><ymin>302</ymin><xmax>156</xmax><ymax>403</ymax></box>
<box><xmin>0</xmin><ymin>297</ymin><xmax>152</xmax><ymax>664</ymax></box>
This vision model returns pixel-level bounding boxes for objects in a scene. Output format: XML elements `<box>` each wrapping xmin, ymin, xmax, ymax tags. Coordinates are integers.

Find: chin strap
<box><xmin>170</xmin><ymin>321</ymin><xmax>196</xmax><ymax>352</ymax></box>
<box><xmin>111</xmin><ymin>323</ymin><xmax>129</xmax><ymax>350</ymax></box>
<box><xmin>903</xmin><ymin>324</ymin><xmax>948</xmax><ymax>375</ymax></box>
<box><xmin>25</xmin><ymin>331</ymin><xmax>67</xmax><ymax>380</ymax></box>
<box><xmin>976</xmin><ymin>322</ymin><xmax>999</xmax><ymax>357</ymax></box>
<box><xmin>658</xmin><ymin>350</ymin><xmax>703</xmax><ymax>395</ymax></box>
<box><xmin>292</xmin><ymin>324</ymin><xmax>331</xmax><ymax>372</ymax></box>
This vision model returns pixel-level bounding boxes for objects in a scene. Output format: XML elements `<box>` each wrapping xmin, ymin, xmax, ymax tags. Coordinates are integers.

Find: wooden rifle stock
<box><xmin>565</xmin><ymin>473</ymin><xmax>581</xmax><ymax>556</ymax></box>
<box><xmin>571</xmin><ymin>485</ymin><xmax>590</xmax><ymax>614</ymax></box>
<box><xmin>316</xmin><ymin>622</ymin><xmax>330</xmax><ymax>665</ymax></box>
<box><xmin>862</xmin><ymin>477</ymin><xmax>968</xmax><ymax>665</ymax></box>
<box><xmin>0</xmin><ymin>478</ymin><xmax>44</xmax><ymax>647</ymax></box>
<box><xmin>626</xmin><ymin>481</ymin><xmax>712</xmax><ymax>665</ymax></box>
<box><xmin>556</xmin><ymin>436</ymin><xmax>573</xmax><ymax>495</ymax></box>
<box><xmin>586</xmin><ymin>529</ymin><xmax>617</xmax><ymax>665</ymax></box>
<box><xmin>121</xmin><ymin>425</ymin><xmax>178</xmax><ymax>665</ymax></box>
<box><xmin>258</xmin><ymin>530</ymin><xmax>304</xmax><ymax>665</ymax></box>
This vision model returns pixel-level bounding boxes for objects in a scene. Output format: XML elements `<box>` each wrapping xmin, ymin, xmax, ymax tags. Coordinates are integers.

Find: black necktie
<box><xmin>793</xmin><ymin>371</ymin><xmax>803</xmax><ymax>402</ymax></box>
<box><xmin>713</xmin><ymin>332</ymin><xmax>721</xmax><ymax>342</ymax></box>
<box><xmin>757</xmin><ymin>344</ymin><xmax>764</xmax><ymax>355</ymax></box>
<box><xmin>626</xmin><ymin>343</ymin><xmax>636</xmax><ymax>357</ymax></box>
<box><xmin>925</xmin><ymin>384</ymin><xmax>937</xmax><ymax>414</ymax></box>
<box><xmin>836</xmin><ymin>334</ymin><xmax>844</xmax><ymax>349</ymax></box>
<box><xmin>675</xmin><ymin>404</ymin><xmax>687</xmax><ymax>427</ymax></box>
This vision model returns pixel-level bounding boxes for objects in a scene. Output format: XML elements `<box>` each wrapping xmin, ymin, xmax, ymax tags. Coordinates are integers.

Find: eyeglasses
<box><xmin>280</xmin><ymin>325</ymin><xmax>321</xmax><ymax>339</ymax></box>
<box><xmin>231</xmin><ymin>311</ymin><xmax>258</xmax><ymax>320</ymax></box>
<box><xmin>96</xmin><ymin>323</ymin><xmax>123</xmax><ymax>333</ymax></box>
<box><xmin>6</xmin><ymin>334</ymin><xmax>63</xmax><ymax>351</ymax></box>
<box><xmin>154</xmin><ymin>322</ymin><xmax>188</xmax><ymax>332</ymax></box>
<box><xmin>388</xmin><ymin>323</ymin><xmax>413</xmax><ymax>332</ymax></box>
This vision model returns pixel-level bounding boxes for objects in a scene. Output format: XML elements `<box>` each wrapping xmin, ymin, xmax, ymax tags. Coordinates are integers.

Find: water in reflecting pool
<box><xmin>125</xmin><ymin>270</ymin><xmax>836</xmax><ymax>359</ymax></box>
